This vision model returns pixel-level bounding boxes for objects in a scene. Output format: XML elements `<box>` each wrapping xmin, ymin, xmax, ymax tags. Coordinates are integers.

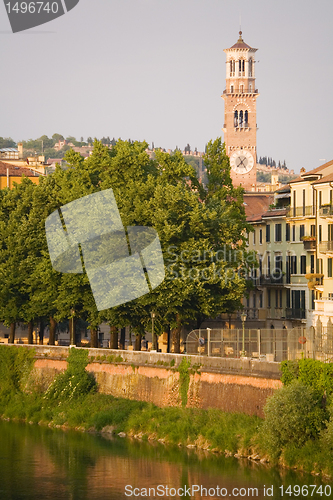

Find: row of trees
<box><xmin>0</xmin><ymin>138</ymin><xmax>253</xmax><ymax>351</ymax></box>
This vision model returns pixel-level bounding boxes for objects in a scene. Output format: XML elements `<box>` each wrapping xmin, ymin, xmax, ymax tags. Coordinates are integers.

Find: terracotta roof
<box><xmin>243</xmin><ymin>194</ymin><xmax>274</xmax><ymax>222</ymax></box>
<box><xmin>275</xmin><ymin>184</ymin><xmax>290</xmax><ymax>193</ymax></box>
<box><xmin>311</xmin><ymin>172</ymin><xmax>333</xmax><ymax>185</ymax></box>
<box><xmin>229</xmin><ymin>31</ymin><xmax>253</xmax><ymax>50</ymax></box>
<box><xmin>262</xmin><ymin>208</ymin><xmax>288</xmax><ymax>218</ymax></box>
<box><xmin>289</xmin><ymin>159</ymin><xmax>333</xmax><ymax>183</ymax></box>
<box><xmin>0</xmin><ymin>161</ymin><xmax>39</xmax><ymax>177</ymax></box>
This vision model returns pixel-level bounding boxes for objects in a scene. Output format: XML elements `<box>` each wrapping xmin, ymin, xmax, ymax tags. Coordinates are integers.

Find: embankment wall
<box><xmin>14</xmin><ymin>345</ymin><xmax>282</xmax><ymax>417</ymax></box>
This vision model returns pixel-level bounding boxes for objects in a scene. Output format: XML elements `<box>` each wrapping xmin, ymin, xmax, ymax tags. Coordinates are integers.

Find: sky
<box><xmin>1</xmin><ymin>0</ymin><xmax>333</xmax><ymax>174</ymax></box>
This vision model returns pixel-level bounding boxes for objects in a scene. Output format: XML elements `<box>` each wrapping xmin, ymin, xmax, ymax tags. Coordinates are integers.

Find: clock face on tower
<box><xmin>230</xmin><ymin>150</ymin><xmax>254</xmax><ymax>174</ymax></box>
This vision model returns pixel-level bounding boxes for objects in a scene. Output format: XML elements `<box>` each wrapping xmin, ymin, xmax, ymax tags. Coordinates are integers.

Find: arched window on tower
<box><xmin>245</xmin><ymin>110</ymin><xmax>248</xmax><ymax>127</ymax></box>
<box><xmin>239</xmin><ymin>110</ymin><xmax>243</xmax><ymax>128</ymax></box>
<box><xmin>239</xmin><ymin>59</ymin><xmax>242</xmax><ymax>75</ymax></box>
<box><xmin>230</xmin><ymin>60</ymin><xmax>235</xmax><ymax>77</ymax></box>
<box><xmin>234</xmin><ymin>110</ymin><xmax>238</xmax><ymax>127</ymax></box>
<box><xmin>249</xmin><ymin>58</ymin><xmax>253</xmax><ymax>77</ymax></box>
<box><xmin>242</xmin><ymin>60</ymin><xmax>245</xmax><ymax>73</ymax></box>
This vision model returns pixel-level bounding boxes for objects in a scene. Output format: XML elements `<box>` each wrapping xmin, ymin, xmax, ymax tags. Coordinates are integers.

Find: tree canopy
<box><xmin>0</xmin><ymin>138</ymin><xmax>252</xmax><ymax>351</ymax></box>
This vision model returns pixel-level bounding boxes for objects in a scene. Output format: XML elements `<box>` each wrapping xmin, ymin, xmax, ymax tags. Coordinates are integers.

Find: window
<box><xmin>234</xmin><ymin>110</ymin><xmax>238</xmax><ymax>127</ymax></box>
<box><xmin>249</xmin><ymin>58</ymin><xmax>253</xmax><ymax>77</ymax></box>
<box><xmin>267</xmin><ymin>254</ymin><xmax>271</xmax><ymax>275</ymax></box>
<box><xmin>313</xmin><ymin>189</ymin><xmax>316</xmax><ymax>216</ymax></box>
<box><xmin>302</xmin><ymin>189</ymin><xmax>306</xmax><ymax>216</ymax></box>
<box><xmin>286</xmin><ymin>255</ymin><xmax>291</xmax><ymax>284</ymax></box>
<box><xmin>311</xmin><ymin>290</ymin><xmax>315</xmax><ymax>310</ymax></box>
<box><xmin>266</xmin><ymin>224</ymin><xmax>271</xmax><ymax>242</ymax></box>
<box><xmin>253</xmin><ymin>229</ymin><xmax>256</xmax><ymax>245</ymax></box>
<box><xmin>253</xmin><ymin>293</ymin><xmax>256</xmax><ymax>308</ymax></box>
<box><xmin>331</xmin><ymin>189</ymin><xmax>333</xmax><ymax>206</ymax></box>
<box><xmin>246</xmin><ymin>296</ymin><xmax>250</xmax><ymax>307</ymax></box>
<box><xmin>293</xmin><ymin>191</ymin><xmax>296</xmax><ymax>217</ymax></box>
<box><xmin>316</xmin><ymin>258</ymin><xmax>323</xmax><ymax>273</ymax></box>
<box><xmin>300</xmin><ymin>224</ymin><xmax>305</xmax><ymax>240</ymax></box>
<box><xmin>311</xmin><ymin>254</ymin><xmax>315</xmax><ymax>274</ymax></box>
<box><xmin>286</xmin><ymin>223</ymin><xmax>290</xmax><ymax>242</ymax></box>
<box><xmin>259</xmin><ymin>293</ymin><xmax>263</xmax><ymax>308</ymax></box>
<box><xmin>259</xmin><ymin>228</ymin><xmax>262</xmax><ymax>244</ymax></box>
<box><xmin>328</xmin><ymin>258</ymin><xmax>333</xmax><ymax>278</ymax></box>
<box><xmin>311</xmin><ymin>224</ymin><xmax>316</xmax><ymax>237</ymax></box>
<box><xmin>245</xmin><ymin>110</ymin><xmax>248</xmax><ymax>126</ymax></box>
<box><xmin>319</xmin><ymin>191</ymin><xmax>322</xmax><ymax>208</ymax></box>
<box><xmin>239</xmin><ymin>110</ymin><xmax>243</xmax><ymax>127</ymax></box>
<box><xmin>268</xmin><ymin>289</ymin><xmax>271</xmax><ymax>308</ymax></box>
<box><xmin>230</xmin><ymin>85</ymin><xmax>234</xmax><ymax>93</ymax></box>
<box><xmin>275</xmin><ymin>290</ymin><xmax>279</xmax><ymax>308</ymax></box>
<box><xmin>329</xmin><ymin>224</ymin><xmax>333</xmax><ymax>241</ymax></box>
<box><xmin>275</xmin><ymin>223</ymin><xmax>282</xmax><ymax>242</ymax></box>
<box><xmin>292</xmin><ymin>224</ymin><xmax>296</xmax><ymax>241</ymax></box>
<box><xmin>279</xmin><ymin>290</ymin><xmax>282</xmax><ymax>308</ymax></box>
<box><xmin>291</xmin><ymin>255</ymin><xmax>297</xmax><ymax>274</ymax></box>
<box><xmin>319</xmin><ymin>225</ymin><xmax>322</xmax><ymax>242</ymax></box>
<box><xmin>286</xmin><ymin>289</ymin><xmax>291</xmax><ymax>308</ymax></box>
<box><xmin>274</xmin><ymin>254</ymin><xmax>283</xmax><ymax>278</ymax></box>
<box><xmin>300</xmin><ymin>255</ymin><xmax>306</xmax><ymax>274</ymax></box>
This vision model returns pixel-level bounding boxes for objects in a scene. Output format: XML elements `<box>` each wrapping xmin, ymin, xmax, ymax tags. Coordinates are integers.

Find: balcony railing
<box><xmin>252</xmin><ymin>274</ymin><xmax>284</xmax><ymax>286</ymax></box>
<box><xmin>319</xmin><ymin>241</ymin><xmax>333</xmax><ymax>253</ymax></box>
<box><xmin>223</xmin><ymin>89</ymin><xmax>259</xmax><ymax>95</ymax></box>
<box><xmin>287</xmin><ymin>206</ymin><xmax>315</xmax><ymax>217</ymax></box>
<box><xmin>286</xmin><ymin>308</ymin><xmax>306</xmax><ymax>320</ymax></box>
<box><xmin>319</xmin><ymin>205</ymin><xmax>333</xmax><ymax>217</ymax></box>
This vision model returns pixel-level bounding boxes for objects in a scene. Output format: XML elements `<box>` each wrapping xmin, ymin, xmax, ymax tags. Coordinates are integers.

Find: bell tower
<box><xmin>222</xmin><ymin>31</ymin><xmax>259</xmax><ymax>190</ymax></box>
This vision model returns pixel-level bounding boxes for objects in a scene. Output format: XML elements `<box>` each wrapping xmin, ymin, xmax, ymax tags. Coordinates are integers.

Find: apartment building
<box><xmin>243</xmin><ymin>161</ymin><xmax>333</xmax><ymax>331</ymax></box>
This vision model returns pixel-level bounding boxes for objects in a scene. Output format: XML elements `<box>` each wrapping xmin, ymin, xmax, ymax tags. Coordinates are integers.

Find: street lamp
<box><xmin>241</xmin><ymin>312</ymin><xmax>247</xmax><ymax>357</ymax></box>
<box><xmin>151</xmin><ymin>311</ymin><xmax>156</xmax><ymax>350</ymax></box>
<box><xmin>70</xmin><ymin>309</ymin><xmax>75</xmax><ymax>347</ymax></box>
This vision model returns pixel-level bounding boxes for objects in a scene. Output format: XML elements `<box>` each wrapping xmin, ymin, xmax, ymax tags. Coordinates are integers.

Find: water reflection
<box><xmin>0</xmin><ymin>421</ymin><xmax>329</xmax><ymax>500</ymax></box>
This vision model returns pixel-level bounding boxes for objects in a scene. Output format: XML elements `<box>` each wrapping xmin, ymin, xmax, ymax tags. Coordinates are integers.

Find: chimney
<box><xmin>18</xmin><ymin>142</ymin><xmax>23</xmax><ymax>159</ymax></box>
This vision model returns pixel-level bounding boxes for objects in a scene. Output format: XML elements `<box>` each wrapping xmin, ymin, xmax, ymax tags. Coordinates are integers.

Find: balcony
<box><xmin>319</xmin><ymin>205</ymin><xmax>333</xmax><ymax>218</ymax></box>
<box><xmin>287</xmin><ymin>206</ymin><xmax>315</xmax><ymax>218</ymax></box>
<box><xmin>259</xmin><ymin>273</ymin><xmax>284</xmax><ymax>285</ymax></box>
<box><xmin>319</xmin><ymin>241</ymin><xmax>333</xmax><ymax>254</ymax></box>
<box><xmin>302</xmin><ymin>237</ymin><xmax>316</xmax><ymax>251</ymax></box>
<box><xmin>286</xmin><ymin>308</ymin><xmax>306</xmax><ymax>320</ymax></box>
<box><xmin>223</xmin><ymin>88</ymin><xmax>259</xmax><ymax>95</ymax></box>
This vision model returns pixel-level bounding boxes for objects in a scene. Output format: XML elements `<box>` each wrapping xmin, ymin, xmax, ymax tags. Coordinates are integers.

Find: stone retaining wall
<box><xmin>13</xmin><ymin>344</ymin><xmax>283</xmax><ymax>417</ymax></box>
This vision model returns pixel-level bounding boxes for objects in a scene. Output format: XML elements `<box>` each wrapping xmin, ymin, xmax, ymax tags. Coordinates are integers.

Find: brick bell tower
<box><xmin>222</xmin><ymin>31</ymin><xmax>259</xmax><ymax>190</ymax></box>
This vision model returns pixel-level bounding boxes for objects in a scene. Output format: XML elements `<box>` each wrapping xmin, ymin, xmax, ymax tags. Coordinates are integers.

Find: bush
<box><xmin>260</xmin><ymin>380</ymin><xmax>326</xmax><ymax>458</ymax></box>
<box><xmin>44</xmin><ymin>348</ymin><xmax>96</xmax><ymax>402</ymax></box>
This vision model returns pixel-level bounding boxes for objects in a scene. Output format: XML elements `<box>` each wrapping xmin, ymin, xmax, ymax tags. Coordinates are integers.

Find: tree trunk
<box><xmin>90</xmin><ymin>328</ymin><xmax>98</xmax><ymax>348</ymax></box>
<box><xmin>27</xmin><ymin>321</ymin><xmax>33</xmax><ymax>344</ymax></box>
<box><xmin>119</xmin><ymin>327</ymin><xmax>126</xmax><ymax>350</ymax></box>
<box><xmin>110</xmin><ymin>326</ymin><xmax>118</xmax><ymax>349</ymax></box>
<box><xmin>9</xmin><ymin>322</ymin><xmax>16</xmax><ymax>344</ymax></box>
<box><xmin>134</xmin><ymin>333</ymin><xmax>142</xmax><ymax>351</ymax></box>
<box><xmin>69</xmin><ymin>318</ymin><xmax>77</xmax><ymax>346</ymax></box>
<box><xmin>171</xmin><ymin>314</ymin><xmax>182</xmax><ymax>353</ymax></box>
<box><xmin>49</xmin><ymin>317</ymin><xmax>57</xmax><ymax>345</ymax></box>
<box><xmin>39</xmin><ymin>320</ymin><xmax>45</xmax><ymax>345</ymax></box>
<box><xmin>167</xmin><ymin>325</ymin><xmax>171</xmax><ymax>353</ymax></box>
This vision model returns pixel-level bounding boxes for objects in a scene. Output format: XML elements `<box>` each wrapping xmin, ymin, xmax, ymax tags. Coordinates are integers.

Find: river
<box><xmin>0</xmin><ymin>420</ymin><xmax>331</xmax><ymax>500</ymax></box>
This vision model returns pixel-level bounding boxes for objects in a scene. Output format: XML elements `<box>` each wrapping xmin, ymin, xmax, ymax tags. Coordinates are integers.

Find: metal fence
<box><xmin>185</xmin><ymin>327</ymin><xmax>333</xmax><ymax>362</ymax></box>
